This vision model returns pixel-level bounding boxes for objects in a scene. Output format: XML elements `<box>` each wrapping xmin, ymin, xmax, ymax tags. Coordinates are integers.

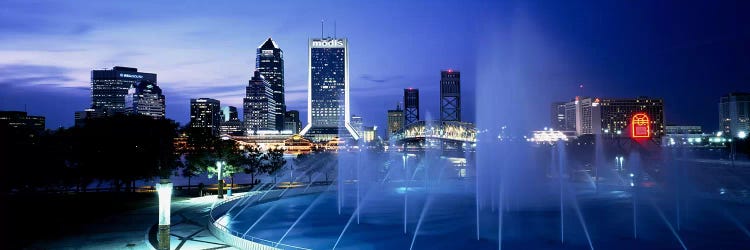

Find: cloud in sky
<box><xmin>2</xmin><ymin>0</ymin><xmax>748</xmax><ymax>133</ymax></box>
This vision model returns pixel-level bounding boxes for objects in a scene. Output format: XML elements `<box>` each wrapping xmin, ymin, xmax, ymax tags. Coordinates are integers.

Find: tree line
<box><xmin>0</xmin><ymin>114</ymin><xmax>287</xmax><ymax>193</ymax></box>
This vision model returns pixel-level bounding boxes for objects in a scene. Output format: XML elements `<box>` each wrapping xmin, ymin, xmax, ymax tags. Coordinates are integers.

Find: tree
<box><xmin>263</xmin><ymin>147</ymin><xmax>287</xmax><ymax>183</ymax></box>
<box><xmin>241</xmin><ymin>146</ymin><xmax>263</xmax><ymax>184</ymax></box>
<box><xmin>199</xmin><ymin>139</ymin><xmax>243</xmax><ymax>189</ymax></box>
<box><xmin>73</xmin><ymin>114</ymin><xmax>178</xmax><ymax>192</ymax></box>
<box><xmin>179</xmin><ymin>155</ymin><xmax>202</xmax><ymax>190</ymax></box>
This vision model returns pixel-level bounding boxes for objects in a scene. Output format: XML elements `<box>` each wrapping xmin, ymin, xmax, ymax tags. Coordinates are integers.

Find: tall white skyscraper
<box><xmin>300</xmin><ymin>38</ymin><xmax>358</xmax><ymax>141</ymax></box>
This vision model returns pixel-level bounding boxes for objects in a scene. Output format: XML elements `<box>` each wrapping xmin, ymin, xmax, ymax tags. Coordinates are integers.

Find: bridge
<box><xmin>390</xmin><ymin>120</ymin><xmax>477</xmax><ymax>152</ymax></box>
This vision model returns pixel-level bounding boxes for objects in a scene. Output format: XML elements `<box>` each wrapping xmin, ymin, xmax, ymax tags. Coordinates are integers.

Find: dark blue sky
<box><xmin>0</xmin><ymin>0</ymin><xmax>748</xmax><ymax>134</ymax></box>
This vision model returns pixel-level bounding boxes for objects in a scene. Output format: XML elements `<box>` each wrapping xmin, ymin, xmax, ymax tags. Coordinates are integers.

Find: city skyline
<box><xmin>1</xmin><ymin>1</ymin><xmax>748</xmax><ymax>133</ymax></box>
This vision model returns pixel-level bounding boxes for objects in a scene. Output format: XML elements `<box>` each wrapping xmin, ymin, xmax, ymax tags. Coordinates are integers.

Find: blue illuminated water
<box><xmin>216</xmin><ymin>177</ymin><xmax>750</xmax><ymax>250</ymax></box>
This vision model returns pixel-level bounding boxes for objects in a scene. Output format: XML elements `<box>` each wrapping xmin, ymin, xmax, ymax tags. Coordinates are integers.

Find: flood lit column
<box><xmin>217</xmin><ymin>161</ymin><xmax>224</xmax><ymax>199</ymax></box>
<box><xmin>156</xmin><ymin>179</ymin><xmax>173</xmax><ymax>250</ymax></box>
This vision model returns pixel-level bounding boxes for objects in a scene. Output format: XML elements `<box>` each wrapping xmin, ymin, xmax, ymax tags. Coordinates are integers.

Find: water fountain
<box><xmin>206</xmin><ymin>5</ymin><xmax>750</xmax><ymax>250</ymax></box>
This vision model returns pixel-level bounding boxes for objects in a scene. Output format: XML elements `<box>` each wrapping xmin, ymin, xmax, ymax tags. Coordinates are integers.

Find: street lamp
<box><xmin>216</xmin><ymin>161</ymin><xmax>225</xmax><ymax>199</ymax></box>
<box><xmin>156</xmin><ymin>179</ymin><xmax>173</xmax><ymax>250</ymax></box>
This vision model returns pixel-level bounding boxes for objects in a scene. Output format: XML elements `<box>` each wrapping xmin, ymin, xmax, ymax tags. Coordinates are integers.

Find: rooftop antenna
<box><xmin>321</xmin><ymin>19</ymin><xmax>324</xmax><ymax>39</ymax></box>
<box><xmin>334</xmin><ymin>21</ymin><xmax>337</xmax><ymax>39</ymax></box>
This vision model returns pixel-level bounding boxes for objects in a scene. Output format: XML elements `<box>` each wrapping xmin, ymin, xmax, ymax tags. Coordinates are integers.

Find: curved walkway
<box><xmin>32</xmin><ymin>194</ymin><xmax>240</xmax><ymax>250</ymax></box>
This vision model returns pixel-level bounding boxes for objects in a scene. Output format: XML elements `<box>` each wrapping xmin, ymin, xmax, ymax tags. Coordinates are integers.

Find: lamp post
<box><xmin>156</xmin><ymin>179</ymin><xmax>173</xmax><ymax>250</ymax></box>
<box><xmin>217</xmin><ymin>161</ymin><xmax>224</xmax><ymax>199</ymax></box>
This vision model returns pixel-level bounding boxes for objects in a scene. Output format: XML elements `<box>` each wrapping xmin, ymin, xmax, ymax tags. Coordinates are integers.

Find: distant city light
<box><xmin>739</xmin><ymin>131</ymin><xmax>747</xmax><ymax>139</ymax></box>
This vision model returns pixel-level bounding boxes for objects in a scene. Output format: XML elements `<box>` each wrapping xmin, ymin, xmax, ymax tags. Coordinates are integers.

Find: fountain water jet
<box><xmin>651</xmin><ymin>199</ymin><xmax>687</xmax><ymax>250</ymax></box>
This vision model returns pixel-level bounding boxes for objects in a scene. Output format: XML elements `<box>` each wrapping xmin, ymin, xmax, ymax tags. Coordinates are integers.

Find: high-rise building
<box><xmin>556</xmin><ymin>96</ymin><xmax>664</xmax><ymax>137</ymax></box>
<box><xmin>244</xmin><ymin>70</ymin><xmax>277</xmax><ymax>133</ymax></box>
<box><xmin>599</xmin><ymin>97</ymin><xmax>664</xmax><ymax>137</ymax></box>
<box><xmin>404</xmin><ymin>88</ymin><xmax>420</xmax><ymax>125</ymax></box>
<box><xmin>387</xmin><ymin>105</ymin><xmax>405</xmax><ymax>140</ymax></box>
<box><xmin>350</xmin><ymin>115</ymin><xmax>363</xmax><ymax>138</ymax></box>
<box><xmin>719</xmin><ymin>93</ymin><xmax>750</xmax><ymax>136</ymax></box>
<box><xmin>190</xmin><ymin>98</ymin><xmax>221</xmax><ymax>136</ymax></box>
<box><xmin>132</xmin><ymin>80</ymin><xmax>165</xmax><ymax>119</ymax></box>
<box><xmin>0</xmin><ymin>111</ymin><xmax>45</xmax><ymax>132</ymax></box>
<box><xmin>563</xmin><ymin>101</ymin><xmax>577</xmax><ymax>131</ymax></box>
<box><xmin>91</xmin><ymin>66</ymin><xmax>156</xmax><ymax>115</ymax></box>
<box><xmin>575</xmin><ymin>97</ymin><xmax>601</xmax><ymax>135</ymax></box>
<box><xmin>362</xmin><ymin>126</ymin><xmax>377</xmax><ymax>143</ymax></box>
<box><xmin>284</xmin><ymin>110</ymin><xmax>301</xmax><ymax>134</ymax></box>
<box><xmin>74</xmin><ymin>108</ymin><xmax>102</xmax><ymax>127</ymax></box>
<box><xmin>299</xmin><ymin>37</ymin><xmax>358</xmax><ymax>142</ymax></box>
<box><xmin>440</xmin><ymin>69</ymin><xmax>461</xmax><ymax>122</ymax></box>
<box><xmin>551</xmin><ymin>102</ymin><xmax>567</xmax><ymax>130</ymax></box>
<box><xmin>220</xmin><ymin>106</ymin><xmax>244</xmax><ymax>136</ymax></box>
<box><xmin>256</xmin><ymin>38</ymin><xmax>286</xmax><ymax>131</ymax></box>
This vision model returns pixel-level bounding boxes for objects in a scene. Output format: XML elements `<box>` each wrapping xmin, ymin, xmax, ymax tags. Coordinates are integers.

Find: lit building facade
<box><xmin>256</xmin><ymin>38</ymin><xmax>286</xmax><ymax>131</ymax></box>
<box><xmin>0</xmin><ymin>111</ymin><xmax>45</xmax><ymax>132</ymax></box>
<box><xmin>387</xmin><ymin>105</ymin><xmax>405</xmax><ymax>140</ymax></box>
<box><xmin>284</xmin><ymin>110</ymin><xmax>301</xmax><ymax>134</ymax></box>
<box><xmin>576</xmin><ymin>97</ymin><xmax>601</xmax><ymax>135</ymax></box>
<box><xmin>599</xmin><ymin>97</ymin><xmax>664</xmax><ymax>137</ymax></box>
<box><xmin>555</xmin><ymin>96</ymin><xmax>665</xmax><ymax>138</ymax></box>
<box><xmin>190</xmin><ymin>98</ymin><xmax>221</xmax><ymax>136</ymax></box>
<box><xmin>300</xmin><ymin>38</ymin><xmax>358</xmax><ymax>142</ymax></box>
<box><xmin>132</xmin><ymin>80</ymin><xmax>165</xmax><ymax>119</ymax></box>
<box><xmin>363</xmin><ymin>126</ymin><xmax>377</xmax><ymax>143</ymax></box>
<box><xmin>350</xmin><ymin>115</ymin><xmax>363</xmax><ymax>137</ymax></box>
<box><xmin>220</xmin><ymin>106</ymin><xmax>244</xmax><ymax>136</ymax></box>
<box><xmin>404</xmin><ymin>88</ymin><xmax>420</xmax><ymax>125</ymax></box>
<box><xmin>550</xmin><ymin>102</ymin><xmax>566</xmax><ymax>130</ymax></box>
<box><xmin>74</xmin><ymin>108</ymin><xmax>103</xmax><ymax>127</ymax></box>
<box><xmin>662</xmin><ymin>125</ymin><xmax>707</xmax><ymax>147</ymax></box>
<box><xmin>244</xmin><ymin>70</ymin><xmax>277</xmax><ymax>133</ymax></box>
<box><xmin>719</xmin><ymin>93</ymin><xmax>750</xmax><ymax>137</ymax></box>
<box><xmin>91</xmin><ymin>66</ymin><xmax>156</xmax><ymax>115</ymax></box>
<box><xmin>440</xmin><ymin>69</ymin><xmax>461</xmax><ymax>122</ymax></box>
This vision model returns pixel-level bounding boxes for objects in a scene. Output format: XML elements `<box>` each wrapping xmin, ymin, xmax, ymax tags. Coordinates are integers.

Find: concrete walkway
<box><xmin>31</xmin><ymin>194</ymin><xmax>241</xmax><ymax>250</ymax></box>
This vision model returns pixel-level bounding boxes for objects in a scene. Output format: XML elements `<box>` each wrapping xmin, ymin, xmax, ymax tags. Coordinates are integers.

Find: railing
<box><xmin>208</xmin><ymin>186</ymin><xmax>328</xmax><ymax>250</ymax></box>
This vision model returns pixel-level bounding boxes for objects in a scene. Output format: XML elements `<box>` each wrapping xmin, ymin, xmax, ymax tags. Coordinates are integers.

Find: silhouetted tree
<box><xmin>241</xmin><ymin>146</ymin><xmax>263</xmax><ymax>184</ymax></box>
<box><xmin>264</xmin><ymin>147</ymin><xmax>287</xmax><ymax>183</ymax></box>
<box><xmin>73</xmin><ymin>114</ymin><xmax>178</xmax><ymax>192</ymax></box>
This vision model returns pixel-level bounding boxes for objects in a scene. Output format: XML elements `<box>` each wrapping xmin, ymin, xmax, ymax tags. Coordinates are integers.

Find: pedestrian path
<box><xmin>32</xmin><ymin>194</ymin><xmax>242</xmax><ymax>250</ymax></box>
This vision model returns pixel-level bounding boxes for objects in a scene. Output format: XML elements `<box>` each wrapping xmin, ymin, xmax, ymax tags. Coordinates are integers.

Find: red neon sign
<box><xmin>631</xmin><ymin>113</ymin><xmax>651</xmax><ymax>138</ymax></box>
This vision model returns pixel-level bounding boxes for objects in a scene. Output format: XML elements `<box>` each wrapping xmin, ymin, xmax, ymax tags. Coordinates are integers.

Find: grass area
<box><xmin>0</xmin><ymin>192</ymin><xmax>176</xmax><ymax>249</ymax></box>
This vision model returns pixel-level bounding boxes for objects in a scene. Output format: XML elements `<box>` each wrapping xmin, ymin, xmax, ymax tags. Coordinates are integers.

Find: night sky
<box><xmin>0</xmin><ymin>0</ymin><xmax>748</xmax><ymax>134</ymax></box>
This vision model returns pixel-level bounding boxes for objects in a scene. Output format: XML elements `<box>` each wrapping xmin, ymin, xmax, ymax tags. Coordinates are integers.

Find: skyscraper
<box><xmin>350</xmin><ymin>115</ymin><xmax>363</xmax><ymax>137</ymax></box>
<box><xmin>220</xmin><ymin>106</ymin><xmax>244</xmax><ymax>136</ymax></box>
<box><xmin>256</xmin><ymin>38</ymin><xmax>286</xmax><ymax>131</ymax></box>
<box><xmin>132</xmin><ymin>80</ymin><xmax>165</xmax><ymax>119</ymax></box>
<box><xmin>387</xmin><ymin>105</ymin><xmax>405</xmax><ymax>140</ymax></box>
<box><xmin>719</xmin><ymin>92</ymin><xmax>750</xmax><ymax>136</ymax></box>
<box><xmin>244</xmin><ymin>70</ymin><xmax>277</xmax><ymax>133</ymax></box>
<box><xmin>299</xmin><ymin>37</ymin><xmax>358</xmax><ymax>142</ymax></box>
<box><xmin>91</xmin><ymin>66</ymin><xmax>156</xmax><ymax>115</ymax></box>
<box><xmin>404</xmin><ymin>88</ymin><xmax>419</xmax><ymax>125</ymax></box>
<box><xmin>440</xmin><ymin>69</ymin><xmax>461</xmax><ymax>122</ymax></box>
<box><xmin>284</xmin><ymin>110</ymin><xmax>301</xmax><ymax>134</ymax></box>
<box><xmin>190</xmin><ymin>98</ymin><xmax>221</xmax><ymax>136</ymax></box>
<box><xmin>551</xmin><ymin>102</ymin><xmax>566</xmax><ymax>130</ymax></box>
